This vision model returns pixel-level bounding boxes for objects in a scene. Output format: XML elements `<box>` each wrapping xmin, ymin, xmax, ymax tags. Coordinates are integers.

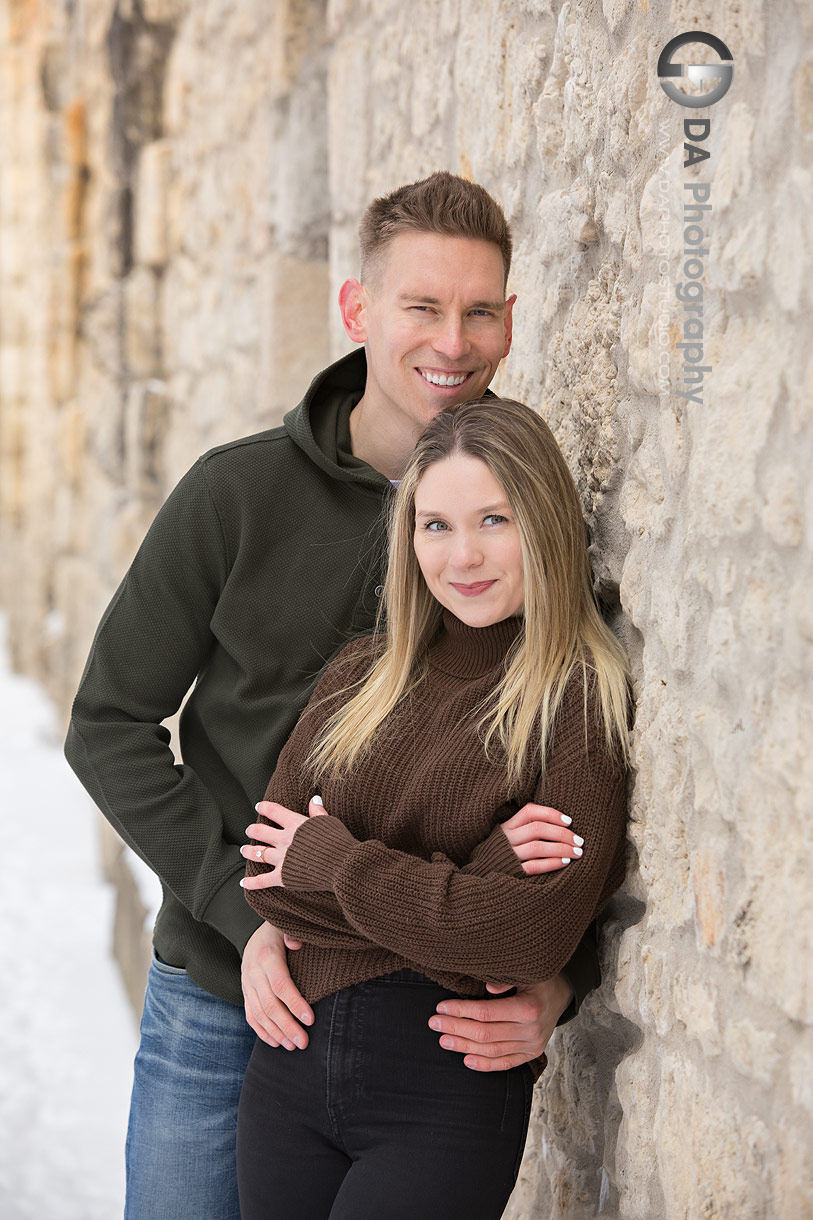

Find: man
<box><xmin>66</xmin><ymin>171</ymin><xmax>599</xmax><ymax>1219</ymax></box>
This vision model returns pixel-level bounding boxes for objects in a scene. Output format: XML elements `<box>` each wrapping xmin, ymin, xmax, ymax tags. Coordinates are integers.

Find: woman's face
<box><xmin>413</xmin><ymin>454</ymin><xmax>525</xmax><ymax>628</ymax></box>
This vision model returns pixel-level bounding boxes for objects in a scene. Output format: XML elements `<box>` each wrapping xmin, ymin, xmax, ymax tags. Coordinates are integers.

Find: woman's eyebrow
<box><xmin>415</xmin><ymin>502</ymin><xmax>511</xmax><ymax>519</ymax></box>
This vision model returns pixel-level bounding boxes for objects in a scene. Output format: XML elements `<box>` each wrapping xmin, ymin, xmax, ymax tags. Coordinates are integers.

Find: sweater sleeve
<box><xmin>64</xmin><ymin>459</ymin><xmax>262</xmax><ymax>955</ymax></box>
<box><xmin>278</xmin><ymin>675</ymin><xmax>628</xmax><ymax>987</ymax></box>
<box><xmin>244</xmin><ymin>650</ymin><xmax>531</xmax><ymax>946</ymax></box>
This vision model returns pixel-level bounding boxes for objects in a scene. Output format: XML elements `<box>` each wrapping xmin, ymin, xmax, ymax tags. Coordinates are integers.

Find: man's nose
<box><xmin>431</xmin><ymin>315</ymin><xmax>470</xmax><ymax>361</ymax></box>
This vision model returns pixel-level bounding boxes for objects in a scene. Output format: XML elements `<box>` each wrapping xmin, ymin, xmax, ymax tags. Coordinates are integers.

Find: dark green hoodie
<box><xmin>65</xmin><ymin>348</ymin><xmax>598</xmax><ymax>1012</ymax></box>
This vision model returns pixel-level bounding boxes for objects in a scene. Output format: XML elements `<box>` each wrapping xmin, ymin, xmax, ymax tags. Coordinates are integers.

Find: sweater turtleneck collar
<box><xmin>428</xmin><ymin>609</ymin><xmax>523</xmax><ymax>679</ymax></box>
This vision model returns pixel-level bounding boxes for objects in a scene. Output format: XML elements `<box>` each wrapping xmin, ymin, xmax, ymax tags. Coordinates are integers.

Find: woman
<box><xmin>236</xmin><ymin>397</ymin><xmax>631</xmax><ymax>1220</ymax></box>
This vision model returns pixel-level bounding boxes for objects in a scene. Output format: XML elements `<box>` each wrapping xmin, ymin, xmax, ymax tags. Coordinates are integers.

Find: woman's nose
<box><xmin>450</xmin><ymin>536</ymin><xmax>484</xmax><ymax>569</ymax></box>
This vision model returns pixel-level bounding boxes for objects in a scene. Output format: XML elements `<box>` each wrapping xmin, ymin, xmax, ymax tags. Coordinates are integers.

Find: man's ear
<box><xmin>339</xmin><ymin>278</ymin><xmax>368</xmax><ymax>344</ymax></box>
<box><xmin>501</xmin><ymin>293</ymin><xmax>517</xmax><ymax>360</ymax></box>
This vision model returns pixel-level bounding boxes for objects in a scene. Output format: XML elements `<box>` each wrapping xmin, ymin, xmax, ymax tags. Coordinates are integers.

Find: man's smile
<box><xmin>417</xmin><ymin>368</ymin><xmax>473</xmax><ymax>388</ymax></box>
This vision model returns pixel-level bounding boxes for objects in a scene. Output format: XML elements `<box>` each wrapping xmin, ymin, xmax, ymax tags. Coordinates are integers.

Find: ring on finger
<box><xmin>256</xmin><ymin>848</ymin><xmax>264</xmax><ymax>860</ymax></box>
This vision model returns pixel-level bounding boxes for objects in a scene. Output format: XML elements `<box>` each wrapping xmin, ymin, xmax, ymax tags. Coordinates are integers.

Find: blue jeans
<box><xmin>237</xmin><ymin>969</ymin><xmax>534</xmax><ymax>1220</ymax></box>
<box><xmin>124</xmin><ymin>951</ymin><xmax>256</xmax><ymax>1220</ymax></box>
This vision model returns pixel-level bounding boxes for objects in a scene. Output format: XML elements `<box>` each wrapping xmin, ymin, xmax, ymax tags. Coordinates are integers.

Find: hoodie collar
<box><xmin>283</xmin><ymin>346</ymin><xmax>499</xmax><ymax>494</ymax></box>
<box><xmin>283</xmin><ymin>349</ymin><xmax>390</xmax><ymax>494</ymax></box>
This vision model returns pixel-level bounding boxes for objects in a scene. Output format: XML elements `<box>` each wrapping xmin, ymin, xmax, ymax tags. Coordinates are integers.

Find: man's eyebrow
<box><xmin>397</xmin><ymin>293</ymin><xmax>505</xmax><ymax>310</ymax></box>
<box><xmin>415</xmin><ymin>502</ymin><xmax>511</xmax><ymax>518</ymax></box>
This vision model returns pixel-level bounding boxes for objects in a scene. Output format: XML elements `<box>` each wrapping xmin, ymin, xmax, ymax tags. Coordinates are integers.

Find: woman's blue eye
<box><xmin>484</xmin><ymin>514</ymin><xmax>507</xmax><ymax>526</ymax></box>
<box><xmin>424</xmin><ymin>520</ymin><xmax>448</xmax><ymax>532</ymax></box>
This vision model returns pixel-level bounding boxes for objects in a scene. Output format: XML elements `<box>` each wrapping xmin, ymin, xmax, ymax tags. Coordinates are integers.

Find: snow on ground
<box><xmin>0</xmin><ymin>617</ymin><xmax>137</xmax><ymax>1220</ymax></box>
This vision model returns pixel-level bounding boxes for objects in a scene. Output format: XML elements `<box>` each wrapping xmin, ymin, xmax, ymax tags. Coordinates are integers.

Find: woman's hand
<box><xmin>501</xmin><ymin>802</ymin><xmax>584</xmax><ymax>874</ymax></box>
<box><xmin>241</xmin><ymin>797</ymin><xmax>328</xmax><ymax>889</ymax></box>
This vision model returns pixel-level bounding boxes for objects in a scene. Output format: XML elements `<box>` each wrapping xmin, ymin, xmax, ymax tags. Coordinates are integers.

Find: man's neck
<box><xmin>348</xmin><ymin>394</ymin><xmax>420</xmax><ymax>481</ymax></box>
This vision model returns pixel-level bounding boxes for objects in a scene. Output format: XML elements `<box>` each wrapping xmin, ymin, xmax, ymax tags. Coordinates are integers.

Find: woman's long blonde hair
<box><xmin>308</xmin><ymin>397</ymin><xmax>631</xmax><ymax>788</ymax></box>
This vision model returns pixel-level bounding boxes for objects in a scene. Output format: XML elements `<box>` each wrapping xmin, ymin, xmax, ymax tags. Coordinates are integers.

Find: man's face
<box><xmin>348</xmin><ymin>231</ymin><xmax>515</xmax><ymax>434</ymax></box>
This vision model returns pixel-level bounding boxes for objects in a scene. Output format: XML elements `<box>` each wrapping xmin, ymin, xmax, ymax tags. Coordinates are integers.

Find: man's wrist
<box><xmin>548</xmin><ymin>971</ymin><xmax>575</xmax><ymax>1022</ymax></box>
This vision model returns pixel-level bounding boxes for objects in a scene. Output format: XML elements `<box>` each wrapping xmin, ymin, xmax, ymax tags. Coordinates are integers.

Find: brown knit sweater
<box><xmin>245</xmin><ymin>610</ymin><xmax>628</xmax><ymax>1042</ymax></box>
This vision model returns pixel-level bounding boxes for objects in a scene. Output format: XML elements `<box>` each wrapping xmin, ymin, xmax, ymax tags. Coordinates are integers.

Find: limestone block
<box><xmin>83</xmin><ymin>284</ymin><xmax>125</xmax><ymax>380</ymax></box>
<box><xmin>163</xmin><ymin>29</ymin><xmax>193</xmax><ymax>137</ymax></box>
<box><xmin>671</xmin><ymin>972</ymin><xmax>721</xmax><ymax>1057</ymax></box>
<box><xmin>613</xmin><ymin>1044</ymin><xmax>664</xmax><ymax>1219</ymax></box>
<box><xmin>791</xmin><ymin>1039</ymin><xmax>813</xmax><ymax>1117</ymax></box>
<box><xmin>134</xmin><ymin>139</ymin><xmax>172</xmax><ymax>268</ymax></box>
<box><xmin>796</xmin><ymin>55</ymin><xmax>813</xmax><ymax>134</ymax></box>
<box><xmin>723</xmin><ymin>1016</ymin><xmax>781</xmax><ymax>1084</ymax></box>
<box><xmin>773</xmin><ymin>1125</ymin><xmax>813</xmax><ymax>1220</ymax></box>
<box><xmin>770</xmin><ymin>168</ymin><xmax>813</xmax><ymax>314</ymax></box>
<box><xmin>266</xmin><ymin>0</ymin><xmax>325</xmax><ymax>101</ymax></box>
<box><xmin>328</xmin><ymin>37</ymin><xmax>370</xmax><ymax>223</ymax></box>
<box><xmin>685</xmin><ymin>318</ymin><xmax>785</xmax><ymax>541</ymax></box>
<box><xmin>124</xmin><ymin>379</ymin><xmax>169</xmax><ymax>495</ymax></box>
<box><xmin>256</xmin><ymin>252</ymin><xmax>330</xmax><ymax>423</ymax></box>
<box><xmin>57</xmin><ymin>400</ymin><xmax>85</xmax><ymax>489</ymax></box>
<box><xmin>602</xmin><ymin>0</ymin><xmax>633</xmax><ymax>33</ymax></box>
<box><xmin>717</xmin><ymin>211</ymin><xmax>768</xmax><ymax>294</ymax></box>
<box><xmin>189</xmin><ymin>367</ymin><xmax>232</xmax><ymax>439</ymax></box>
<box><xmin>691</xmin><ymin>837</ymin><xmax>727</xmax><ymax>951</ymax></box>
<box><xmin>760</xmin><ymin>463</ymin><xmax>804</xmax><ymax>548</ymax></box>
<box><xmin>655</xmin><ymin>1052</ymin><xmax>773</xmax><ymax>1220</ymax></box>
<box><xmin>124</xmin><ymin>265</ymin><xmax>162</xmax><ymax>380</ymax></box>
<box><xmin>274</xmin><ymin>71</ymin><xmax>329</xmax><ymax>258</ymax></box>
<box><xmin>0</xmin><ymin>342</ymin><xmax>24</xmax><ymax>401</ymax></box>
<box><xmin>618</xmin><ymin>428</ymin><xmax>672</xmax><ymax>539</ymax></box>
<box><xmin>141</xmin><ymin>0</ymin><xmax>186</xmax><ymax>21</ymax></box>
<box><xmin>0</xmin><ymin>212</ymin><xmax>29</xmax><ymax>279</ymax></box>
<box><xmin>712</xmin><ymin>103</ymin><xmax>755</xmax><ymax>214</ymax></box>
<box><xmin>454</xmin><ymin>11</ymin><xmax>548</xmax><ymax>174</ymax></box>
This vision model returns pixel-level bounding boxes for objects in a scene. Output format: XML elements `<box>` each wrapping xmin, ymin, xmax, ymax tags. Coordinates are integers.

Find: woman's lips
<box><xmin>450</xmin><ymin>580</ymin><xmax>497</xmax><ymax>597</ymax></box>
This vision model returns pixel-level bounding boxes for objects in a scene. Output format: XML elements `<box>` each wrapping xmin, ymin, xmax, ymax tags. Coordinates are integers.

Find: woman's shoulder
<box><xmin>312</xmin><ymin>632</ymin><xmax>381</xmax><ymax>696</ymax></box>
<box><xmin>552</xmin><ymin>662</ymin><xmax>630</xmax><ymax>766</ymax></box>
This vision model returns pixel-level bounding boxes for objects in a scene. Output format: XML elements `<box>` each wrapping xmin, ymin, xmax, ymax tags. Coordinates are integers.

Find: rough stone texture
<box><xmin>1</xmin><ymin>2</ymin><xmax>811</xmax><ymax>1216</ymax></box>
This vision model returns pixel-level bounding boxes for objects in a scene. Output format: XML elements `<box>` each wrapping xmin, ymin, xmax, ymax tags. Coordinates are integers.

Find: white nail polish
<box><xmin>573</xmin><ymin>834</ymin><xmax>584</xmax><ymax>846</ymax></box>
<box><xmin>572</xmin><ymin>846</ymin><xmax>583</xmax><ymax>856</ymax></box>
<box><xmin>561</xmin><ymin>814</ymin><xmax>572</xmax><ymax>825</ymax></box>
<box><xmin>254</xmin><ymin>802</ymin><xmax>261</xmax><ymax>812</ymax></box>
<box><xmin>561</xmin><ymin>858</ymin><xmax>571</xmax><ymax>864</ymax></box>
<box><xmin>239</xmin><ymin>879</ymin><xmax>246</xmax><ymax>887</ymax></box>
<box><xmin>312</xmin><ymin>795</ymin><xmax>324</xmax><ymax>806</ymax></box>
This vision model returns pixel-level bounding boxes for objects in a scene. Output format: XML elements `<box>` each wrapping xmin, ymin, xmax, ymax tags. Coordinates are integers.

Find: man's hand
<box><xmin>428</xmin><ymin>972</ymin><xmax>574</xmax><ymax>1071</ymax></box>
<box><xmin>241</xmin><ymin>922</ymin><xmax>314</xmax><ymax>1050</ymax></box>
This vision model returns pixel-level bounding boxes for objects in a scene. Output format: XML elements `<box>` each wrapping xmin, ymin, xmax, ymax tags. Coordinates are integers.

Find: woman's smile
<box><xmin>449</xmin><ymin>580</ymin><xmax>497</xmax><ymax>597</ymax></box>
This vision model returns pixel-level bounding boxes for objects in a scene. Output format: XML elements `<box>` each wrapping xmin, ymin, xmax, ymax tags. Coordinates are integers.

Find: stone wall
<box><xmin>1</xmin><ymin>1</ymin><xmax>811</xmax><ymax>1215</ymax></box>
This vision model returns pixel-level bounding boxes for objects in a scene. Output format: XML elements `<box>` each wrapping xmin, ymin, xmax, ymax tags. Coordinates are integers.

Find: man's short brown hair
<box><xmin>358</xmin><ymin>171</ymin><xmax>512</xmax><ymax>289</ymax></box>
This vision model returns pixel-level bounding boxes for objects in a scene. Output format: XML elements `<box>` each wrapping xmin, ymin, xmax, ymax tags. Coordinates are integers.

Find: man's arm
<box><xmin>64</xmin><ymin>459</ymin><xmax>260</xmax><ymax>955</ymax></box>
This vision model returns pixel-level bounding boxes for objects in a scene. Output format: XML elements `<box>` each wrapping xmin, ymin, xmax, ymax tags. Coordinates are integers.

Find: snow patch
<box><xmin>0</xmin><ymin>616</ymin><xmax>137</xmax><ymax>1218</ymax></box>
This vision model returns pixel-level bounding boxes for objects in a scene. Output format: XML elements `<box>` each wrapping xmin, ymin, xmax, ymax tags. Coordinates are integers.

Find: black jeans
<box><xmin>236</xmin><ymin>969</ymin><xmax>534</xmax><ymax>1220</ymax></box>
